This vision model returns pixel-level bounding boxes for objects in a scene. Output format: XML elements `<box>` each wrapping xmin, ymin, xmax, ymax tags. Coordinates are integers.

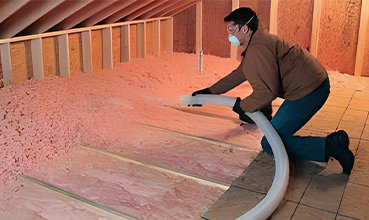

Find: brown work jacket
<box><xmin>209</xmin><ymin>28</ymin><xmax>328</xmax><ymax>112</ymax></box>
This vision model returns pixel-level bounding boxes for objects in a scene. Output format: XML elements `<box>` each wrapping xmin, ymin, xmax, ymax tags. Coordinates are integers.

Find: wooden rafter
<box><xmin>0</xmin><ymin>0</ymin><xmax>30</xmax><ymax>24</ymax></box>
<box><xmin>164</xmin><ymin>0</ymin><xmax>199</xmax><ymax>17</ymax></box>
<box><xmin>52</xmin><ymin>0</ymin><xmax>120</xmax><ymax>30</ymax></box>
<box><xmin>21</xmin><ymin>0</ymin><xmax>93</xmax><ymax>35</ymax></box>
<box><xmin>124</xmin><ymin>0</ymin><xmax>169</xmax><ymax>21</ymax></box>
<box><xmin>80</xmin><ymin>0</ymin><xmax>137</xmax><ymax>27</ymax></box>
<box><xmin>139</xmin><ymin>0</ymin><xmax>181</xmax><ymax>19</ymax></box>
<box><xmin>0</xmin><ymin>0</ymin><xmax>64</xmax><ymax>38</ymax></box>
<box><xmin>103</xmin><ymin>0</ymin><xmax>156</xmax><ymax>24</ymax></box>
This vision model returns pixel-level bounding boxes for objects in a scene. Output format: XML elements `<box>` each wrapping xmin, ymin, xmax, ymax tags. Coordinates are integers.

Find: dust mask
<box><xmin>228</xmin><ymin>34</ymin><xmax>240</xmax><ymax>46</ymax></box>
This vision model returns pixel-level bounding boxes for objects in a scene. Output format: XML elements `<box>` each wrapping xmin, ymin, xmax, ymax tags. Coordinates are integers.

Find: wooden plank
<box><xmin>354</xmin><ymin>0</ymin><xmax>369</xmax><ymax>76</ymax></box>
<box><xmin>0</xmin><ymin>43</ymin><xmax>13</xmax><ymax>86</ymax></box>
<box><xmin>68</xmin><ymin>33</ymin><xmax>83</xmax><ymax>76</ymax></box>
<box><xmin>125</xmin><ymin>0</ymin><xmax>169</xmax><ymax>21</ymax></box>
<box><xmin>137</xmin><ymin>23</ymin><xmax>146</xmax><ymax>58</ymax></box>
<box><xmin>269</xmin><ymin>0</ymin><xmax>278</xmax><ymax>35</ymax></box>
<box><xmin>0</xmin><ymin>0</ymin><xmax>64</xmax><ymax>38</ymax></box>
<box><xmin>196</xmin><ymin>1</ymin><xmax>203</xmax><ymax>55</ymax></box>
<box><xmin>91</xmin><ymin>30</ymin><xmax>103</xmax><ymax>72</ymax></box>
<box><xmin>153</xmin><ymin>20</ymin><xmax>161</xmax><ymax>56</ymax></box>
<box><xmin>165</xmin><ymin>0</ymin><xmax>199</xmax><ymax>17</ymax></box>
<box><xmin>81</xmin><ymin>31</ymin><xmax>93</xmax><ymax>74</ymax></box>
<box><xmin>57</xmin><ymin>34</ymin><xmax>70</xmax><ymax>77</ymax></box>
<box><xmin>121</xmin><ymin>25</ymin><xmax>131</xmax><ymax>62</ymax></box>
<box><xmin>166</xmin><ymin>18</ymin><xmax>173</xmax><ymax>52</ymax></box>
<box><xmin>30</xmin><ymin>38</ymin><xmax>44</xmax><ymax>80</ymax></box>
<box><xmin>42</xmin><ymin>37</ymin><xmax>58</xmax><ymax>77</ymax></box>
<box><xmin>173</xmin><ymin>4</ymin><xmax>196</xmax><ymax>53</ymax></box>
<box><xmin>112</xmin><ymin>27</ymin><xmax>121</xmax><ymax>65</ymax></box>
<box><xmin>104</xmin><ymin>0</ymin><xmax>156</xmax><ymax>24</ymax></box>
<box><xmin>310</xmin><ymin>0</ymin><xmax>322</xmax><ymax>57</ymax></box>
<box><xmin>102</xmin><ymin>27</ymin><xmax>113</xmax><ymax>69</ymax></box>
<box><xmin>146</xmin><ymin>22</ymin><xmax>154</xmax><ymax>56</ymax></box>
<box><xmin>230</xmin><ymin>0</ymin><xmax>239</xmax><ymax>59</ymax></box>
<box><xmin>10</xmin><ymin>41</ymin><xmax>32</xmax><ymax>84</ymax></box>
<box><xmin>0</xmin><ymin>0</ymin><xmax>30</xmax><ymax>24</ymax></box>
<box><xmin>130</xmin><ymin>24</ymin><xmax>137</xmax><ymax>59</ymax></box>
<box><xmin>141</xmin><ymin>0</ymin><xmax>180</xmax><ymax>19</ymax></box>
<box><xmin>160</xmin><ymin>20</ymin><xmax>167</xmax><ymax>52</ymax></box>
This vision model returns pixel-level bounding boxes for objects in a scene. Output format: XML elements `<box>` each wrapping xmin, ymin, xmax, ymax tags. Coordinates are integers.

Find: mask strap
<box><xmin>245</xmin><ymin>15</ymin><xmax>254</xmax><ymax>25</ymax></box>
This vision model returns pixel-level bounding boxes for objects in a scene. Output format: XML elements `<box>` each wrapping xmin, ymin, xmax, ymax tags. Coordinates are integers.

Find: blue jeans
<box><xmin>261</xmin><ymin>77</ymin><xmax>330</xmax><ymax>162</ymax></box>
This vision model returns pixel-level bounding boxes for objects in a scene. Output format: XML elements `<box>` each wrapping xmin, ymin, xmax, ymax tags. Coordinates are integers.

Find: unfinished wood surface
<box><xmin>125</xmin><ymin>0</ymin><xmax>168</xmax><ymax>21</ymax></box>
<box><xmin>166</xmin><ymin>18</ymin><xmax>173</xmax><ymax>52</ymax></box>
<box><xmin>81</xmin><ymin>31</ymin><xmax>92</xmax><ymax>74</ymax></box>
<box><xmin>231</xmin><ymin>0</ymin><xmax>239</xmax><ymax>59</ymax></box>
<box><xmin>104</xmin><ymin>0</ymin><xmax>155</xmax><ymax>24</ymax></box>
<box><xmin>0</xmin><ymin>0</ymin><xmax>29</xmax><ymax>24</ymax></box>
<box><xmin>57</xmin><ymin>34</ymin><xmax>70</xmax><ymax>77</ymax></box>
<box><xmin>141</xmin><ymin>0</ymin><xmax>180</xmax><ymax>19</ymax></box>
<box><xmin>0</xmin><ymin>43</ymin><xmax>13</xmax><ymax>86</ymax></box>
<box><xmin>121</xmin><ymin>25</ymin><xmax>130</xmax><ymax>62</ymax></box>
<box><xmin>310</xmin><ymin>0</ymin><xmax>322</xmax><ymax>57</ymax></box>
<box><xmin>112</xmin><ymin>27</ymin><xmax>121</xmax><ymax>65</ymax></box>
<box><xmin>160</xmin><ymin>20</ymin><xmax>167</xmax><ymax>52</ymax></box>
<box><xmin>130</xmin><ymin>24</ymin><xmax>137</xmax><ymax>59</ymax></box>
<box><xmin>163</xmin><ymin>0</ymin><xmax>198</xmax><ymax>17</ymax></box>
<box><xmin>153</xmin><ymin>20</ymin><xmax>161</xmax><ymax>56</ymax></box>
<box><xmin>42</xmin><ymin>37</ymin><xmax>58</xmax><ymax>78</ymax></box>
<box><xmin>30</xmin><ymin>38</ymin><xmax>44</xmax><ymax>80</ymax></box>
<box><xmin>196</xmin><ymin>1</ymin><xmax>203</xmax><ymax>55</ymax></box>
<box><xmin>10</xmin><ymin>41</ymin><xmax>32</xmax><ymax>84</ymax></box>
<box><xmin>202</xmin><ymin>0</ymin><xmax>231</xmax><ymax>58</ymax></box>
<box><xmin>91</xmin><ymin>30</ymin><xmax>103</xmax><ymax>72</ymax></box>
<box><xmin>137</xmin><ymin>23</ymin><xmax>146</xmax><ymax>58</ymax></box>
<box><xmin>318</xmin><ymin>0</ymin><xmax>362</xmax><ymax>75</ymax></box>
<box><xmin>68</xmin><ymin>33</ymin><xmax>83</xmax><ymax>76</ymax></box>
<box><xmin>173</xmin><ymin>4</ymin><xmax>196</xmax><ymax>53</ymax></box>
<box><xmin>102</xmin><ymin>27</ymin><xmax>113</xmax><ymax>69</ymax></box>
<box><xmin>354</xmin><ymin>0</ymin><xmax>369</xmax><ymax>76</ymax></box>
<box><xmin>240</xmin><ymin>0</ymin><xmax>271</xmax><ymax>31</ymax></box>
<box><xmin>146</xmin><ymin>22</ymin><xmax>154</xmax><ymax>56</ymax></box>
<box><xmin>269</xmin><ymin>0</ymin><xmax>278</xmax><ymax>35</ymax></box>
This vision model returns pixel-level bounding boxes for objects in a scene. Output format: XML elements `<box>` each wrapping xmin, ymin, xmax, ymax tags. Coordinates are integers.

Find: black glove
<box><xmin>189</xmin><ymin>88</ymin><xmax>212</xmax><ymax>107</ymax></box>
<box><xmin>233</xmin><ymin>98</ymin><xmax>273</xmax><ymax>124</ymax></box>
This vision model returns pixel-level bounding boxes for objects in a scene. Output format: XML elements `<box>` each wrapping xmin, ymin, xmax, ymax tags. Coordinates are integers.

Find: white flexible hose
<box><xmin>180</xmin><ymin>94</ymin><xmax>289</xmax><ymax>220</ymax></box>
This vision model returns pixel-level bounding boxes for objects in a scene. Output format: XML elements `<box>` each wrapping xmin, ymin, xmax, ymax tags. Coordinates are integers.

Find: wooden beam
<box><xmin>52</xmin><ymin>0</ymin><xmax>120</xmax><ymax>30</ymax></box>
<box><xmin>0</xmin><ymin>0</ymin><xmax>64</xmax><ymax>38</ymax></box>
<box><xmin>310</xmin><ymin>0</ymin><xmax>322</xmax><ymax>57</ymax></box>
<box><xmin>0</xmin><ymin>43</ymin><xmax>13</xmax><ymax>86</ymax></box>
<box><xmin>121</xmin><ymin>25</ymin><xmax>131</xmax><ymax>62</ymax></box>
<box><xmin>196</xmin><ymin>1</ymin><xmax>203</xmax><ymax>54</ymax></box>
<box><xmin>23</xmin><ymin>1</ymin><xmax>92</xmax><ymax>35</ymax></box>
<box><xmin>269</xmin><ymin>0</ymin><xmax>278</xmax><ymax>35</ymax></box>
<box><xmin>124</xmin><ymin>0</ymin><xmax>169</xmax><ymax>21</ymax></box>
<box><xmin>153</xmin><ymin>20</ymin><xmax>161</xmax><ymax>56</ymax></box>
<box><xmin>57</xmin><ymin>34</ymin><xmax>70</xmax><ymax>77</ymax></box>
<box><xmin>104</xmin><ymin>0</ymin><xmax>156</xmax><ymax>24</ymax></box>
<box><xmin>137</xmin><ymin>23</ymin><xmax>146</xmax><ymax>58</ymax></box>
<box><xmin>140</xmin><ymin>0</ymin><xmax>180</xmax><ymax>19</ymax></box>
<box><xmin>0</xmin><ymin>0</ymin><xmax>30</xmax><ymax>24</ymax></box>
<box><xmin>165</xmin><ymin>19</ymin><xmax>173</xmax><ymax>52</ymax></box>
<box><xmin>81</xmin><ymin>0</ymin><xmax>137</xmax><ymax>27</ymax></box>
<box><xmin>164</xmin><ymin>0</ymin><xmax>199</xmax><ymax>17</ymax></box>
<box><xmin>230</xmin><ymin>0</ymin><xmax>239</xmax><ymax>59</ymax></box>
<box><xmin>81</xmin><ymin>31</ymin><xmax>93</xmax><ymax>73</ymax></box>
<box><xmin>30</xmin><ymin>38</ymin><xmax>44</xmax><ymax>80</ymax></box>
<box><xmin>354</xmin><ymin>0</ymin><xmax>369</xmax><ymax>76</ymax></box>
<box><xmin>102</xmin><ymin>27</ymin><xmax>113</xmax><ymax>69</ymax></box>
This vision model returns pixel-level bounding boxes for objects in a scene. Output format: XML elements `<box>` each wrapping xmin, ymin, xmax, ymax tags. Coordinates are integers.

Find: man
<box><xmin>192</xmin><ymin>7</ymin><xmax>354</xmax><ymax>174</ymax></box>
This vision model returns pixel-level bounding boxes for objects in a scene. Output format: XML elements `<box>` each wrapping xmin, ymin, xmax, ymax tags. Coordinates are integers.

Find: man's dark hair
<box><xmin>224</xmin><ymin>7</ymin><xmax>259</xmax><ymax>32</ymax></box>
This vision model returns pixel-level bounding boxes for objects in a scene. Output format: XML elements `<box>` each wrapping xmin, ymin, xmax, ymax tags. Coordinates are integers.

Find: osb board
<box><xmin>146</xmin><ymin>21</ymin><xmax>153</xmax><ymax>56</ymax></box>
<box><xmin>91</xmin><ymin>30</ymin><xmax>102</xmax><ymax>72</ymax></box>
<box><xmin>277</xmin><ymin>0</ymin><xmax>313</xmax><ymax>50</ymax></box>
<box><xmin>317</xmin><ymin>0</ymin><xmax>361</xmax><ymax>75</ymax></box>
<box><xmin>42</xmin><ymin>37</ymin><xmax>58</xmax><ymax>78</ymax></box>
<box><xmin>68</xmin><ymin>33</ymin><xmax>83</xmax><ymax>76</ymax></box>
<box><xmin>203</xmin><ymin>0</ymin><xmax>231</xmax><ymax>58</ymax></box>
<box><xmin>173</xmin><ymin>4</ymin><xmax>196</xmax><ymax>53</ymax></box>
<box><xmin>240</xmin><ymin>0</ymin><xmax>271</xmax><ymax>32</ymax></box>
<box><xmin>10</xmin><ymin>41</ymin><xmax>32</xmax><ymax>84</ymax></box>
<box><xmin>112</xmin><ymin>27</ymin><xmax>121</xmax><ymax>65</ymax></box>
<box><xmin>160</xmin><ymin>20</ymin><xmax>167</xmax><ymax>52</ymax></box>
<box><xmin>363</xmin><ymin>20</ymin><xmax>369</xmax><ymax>77</ymax></box>
<box><xmin>130</xmin><ymin>24</ymin><xmax>137</xmax><ymax>59</ymax></box>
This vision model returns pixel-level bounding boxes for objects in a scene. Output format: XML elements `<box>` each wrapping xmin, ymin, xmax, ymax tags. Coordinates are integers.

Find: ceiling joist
<box><xmin>165</xmin><ymin>0</ymin><xmax>199</xmax><ymax>17</ymax></box>
<box><xmin>140</xmin><ymin>0</ymin><xmax>181</xmax><ymax>19</ymax></box>
<box><xmin>0</xmin><ymin>0</ymin><xmax>30</xmax><ymax>24</ymax></box>
<box><xmin>124</xmin><ymin>0</ymin><xmax>170</xmax><ymax>21</ymax></box>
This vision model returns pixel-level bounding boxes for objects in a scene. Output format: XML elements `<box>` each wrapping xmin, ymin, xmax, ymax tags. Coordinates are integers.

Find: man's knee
<box><xmin>261</xmin><ymin>136</ymin><xmax>273</xmax><ymax>154</ymax></box>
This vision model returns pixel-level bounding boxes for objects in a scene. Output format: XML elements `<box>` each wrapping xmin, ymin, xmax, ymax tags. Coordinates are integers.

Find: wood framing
<box><xmin>121</xmin><ymin>25</ymin><xmax>131</xmax><ymax>62</ymax></box>
<box><xmin>30</xmin><ymin>38</ymin><xmax>44</xmax><ymax>80</ymax></box>
<box><xmin>81</xmin><ymin>31</ymin><xmax>93</xmax><ymax>73</ymax></box>
<box><xmin>354</xmin><ymin>0</ymin><xmax>369</xmax><ymax>76</ymax></box>
<box><xmin>196</xmin><ymin>1</ymin><xmax>203</xmax><ymax>55</ymax></box>
<box><xmin>230</xmin><ymin>0</ymin><xmax>239</xmax><ymax>59</ymax></box>
<box><xmin>102</xmin><ymin>27</ymin><xmax>113</xmax><ymax>69</ymax></box>
<box><xmin>269</xmin><ymin>0</ymin><xmax>278</xmax><ymax>35</ymax></box>
<box><xmin>104</xmin><ymin>0</ymin><xmax>156</xmax><ymax>24</ymax></box>
<box><xmin>0</xmin><ymin>0</ymin><xmax>29</xmax><ymax>24</ymax></box>
<box><xmin>153</xmin><ymin>20</ymin><xmax>161</xmax><ymax>56</ymax></box>
<box><xmin>57</xmin><ymin>34</ymin><xmax>70</xmax><ymax>77</ymax></box>
<box><xmin>310</xmin><ymin>0</ymin><xmax>322</xmax><ymax>57</ymax></box>
<box><xmin>124</xmin><ymin>0</ymin><xmax>168</xmax><ymax>21</ymax></box>
<box><xmin>166</xmin><ymin>19</ymin><xmax>173</xmax><ymax>52</ymax></box>
<box><xmin>0</xmin><ymin>0</ymin><xmax>64</xmax><ymax>38</ymax></box>
<box><xmin>165</xmin><ymin>0</ymin><xmax>199</xmax><ymax>17</ymax></box>
<box><xmin>140</xmin><ymin>0</ymin><xmax>179</xmax><ymax>19</ymax></box>
<box><xmin>0</xmin><ymin>43</ymin><xmax>13</xmax><ymax>86</ymax></box>
<box><xmin>137</xmin><ymin>23</ymin><xmax>146</xmax><ymax>58</ymax></box>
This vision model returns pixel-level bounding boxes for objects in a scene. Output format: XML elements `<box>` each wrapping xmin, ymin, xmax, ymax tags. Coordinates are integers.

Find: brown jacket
<box><xmin>209</xmin><ymin>28</ymin><xmax>328</xmax><ymax>112</ymax></box>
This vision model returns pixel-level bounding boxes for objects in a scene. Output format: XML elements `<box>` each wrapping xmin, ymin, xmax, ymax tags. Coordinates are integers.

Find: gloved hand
<box><xmin>189</xmin><ymin>88</ymin><xmax>212</xmax><ymax>107</ymax></box>
<box><xmin>233</xmin><ymin>98</ymin><xmax>273</xmax><ymax>125</ymax></box>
